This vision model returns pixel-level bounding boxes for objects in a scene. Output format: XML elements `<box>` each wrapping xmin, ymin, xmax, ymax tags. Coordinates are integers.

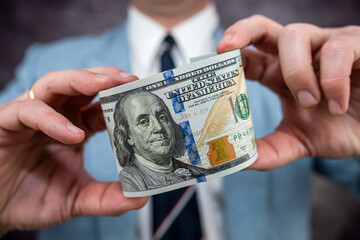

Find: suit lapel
<box><xmin>88</xmin><ymin>21</ymin><xmax>131</xmax><ymax>73</ymax></box>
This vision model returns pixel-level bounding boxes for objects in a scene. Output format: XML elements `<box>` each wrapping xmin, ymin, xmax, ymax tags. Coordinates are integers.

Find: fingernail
<box><xmin>328</xmin><ymin>99</ymin><xmax>342</xmax><ymax>115</ymax></box>
<box><xmin>297</xmin><ymin>90</ymin><xmax>317</xmax><ymax>107</ymax></box>
<box><xmin>221</xmin><ymin>34</ymin><xmax>233</xmax><ymax>43</ymax></box>
<box><xmin>67</xmin><ymin>124</ymin><xmax>83</xmax><ymax>135</ymax></box>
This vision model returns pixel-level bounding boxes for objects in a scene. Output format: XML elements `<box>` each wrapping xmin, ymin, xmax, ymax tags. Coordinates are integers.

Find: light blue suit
<box><xmin>1</xmin><ymin>22</ymin><xmax>359</xmax><ymax>240</ymax></box>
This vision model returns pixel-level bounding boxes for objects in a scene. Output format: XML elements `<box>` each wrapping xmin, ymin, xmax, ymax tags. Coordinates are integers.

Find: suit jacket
<box><xmin>1</xmin><ymin>22</ymin><xmax>359</xmax><ymax>240</ymax></box>
<box><xmin>120</xmin><ymin>156</ymin><xmax>208</xmax><ymax>192</ymax></box>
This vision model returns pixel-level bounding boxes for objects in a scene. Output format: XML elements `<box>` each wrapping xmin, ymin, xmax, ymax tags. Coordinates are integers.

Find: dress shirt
<box><xmin>128</xmin><ymin>3</ymin><xmax>224</xmax><ymax>240</ymax></box>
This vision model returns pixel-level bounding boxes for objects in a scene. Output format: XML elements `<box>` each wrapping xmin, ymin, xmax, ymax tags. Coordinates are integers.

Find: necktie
<box><xmin>152</xmin><ymin>35</ymin><xmax>203</xmax><ymax>240</ymax></box>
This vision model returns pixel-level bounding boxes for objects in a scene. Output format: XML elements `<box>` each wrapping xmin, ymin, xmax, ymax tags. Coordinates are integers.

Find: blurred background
<box><xmin>1</xmin><ymin>0</ymin><xmax>359</xmax><ymax>239</ymax></box>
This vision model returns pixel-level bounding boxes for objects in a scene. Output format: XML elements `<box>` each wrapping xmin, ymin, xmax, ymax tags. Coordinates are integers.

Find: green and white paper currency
<box><xmin>99</xmin><ymin>49</ymin><xmax>257</xmax><ymax>197</ymax></box>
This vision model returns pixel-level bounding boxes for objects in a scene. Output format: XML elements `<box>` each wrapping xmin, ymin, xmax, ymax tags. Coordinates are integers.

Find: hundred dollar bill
<box><xmin>99</xmin><ymin>49</ymin><xmax>257</xmax><ymax>197</ymax></box>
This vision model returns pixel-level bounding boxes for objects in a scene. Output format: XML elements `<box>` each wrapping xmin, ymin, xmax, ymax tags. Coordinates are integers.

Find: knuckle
<box><xmin>39</xmin><ymin>71</ymin><xmax>58</xmax><ymax>83</ymax></box>
<box><xmin>283</xmin><ymin>65</ymin><xmax>309</xmax><ymax>82</ymax></box>
<box><xmin>75</xmin><ymin>70</ymin><xmax>97</xmax><ymax>94</ymax></box>
<box><xmin>77</xmin><ymin>69</ymin><xmax>94</xmax><ymax>79</ymax></box>
<box><xmin>109</xmin><ymin>67</ymin><xmax>125</xmax><ymax>75</ymax></box>
<box><xmin>22</xmin><ymin>99</ymin><xmax>44</xmax><ymax>109</ymax></box>
<box><xmin>320</xmin><ymin>75</ymin><xmax>344</xmax><ymax>88</ymax></box>
<box><xmin>249</xmin><ymin>14</ymin><xmax>267</xmax><ymax>22</ymax></box>
<box><xmin>340</xmin><ymin>25</ymin><xmax>360</xmax><ymax>35</ymax></box>
<box><xmin>94</xmin><ymin>66</ymin><xmax>120</xmax><ymax>74</ymax></box>
<box><xmin>321</xmin><ymin>39</ymin><xmax>347</xmax><ymax>56</ymax></box>
<box><xmin>232</xmin><ymin>14</ymin><xmax>267</xmax><ymax>31</ymax></box>
<box><xmin>281</xmin><ymin>23</ymin><xmax>308</xmax><ymax>37</ymax></box>
<box><xmin>16</xmin><ymin>99</ymin><xmax>43</xmax><ymax>119</ymax></box>
<box><xmin>43</xmin><ymin>71</ymin><xmax>57</xmax><ymax>78</ymax></box>
<box><xmin>42</xmin><ymin>111</ymin><xmax>58</xmax><ymax>121</ymax></box>
<box><xmin>81</xmin><ymin>87</ymin><xmax>95</xmax><ymax>96</ymax></box>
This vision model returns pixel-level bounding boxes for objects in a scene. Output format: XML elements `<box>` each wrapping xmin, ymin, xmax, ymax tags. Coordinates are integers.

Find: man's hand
<box><xmin>217</xmin><ymin>15</ymin><xmax>360</xmax><ymax>170</ymax></box>
<box><xmin>0</xmin><ymin>67</ymin><xmax>147</xmax><ymax>231</ymax></box>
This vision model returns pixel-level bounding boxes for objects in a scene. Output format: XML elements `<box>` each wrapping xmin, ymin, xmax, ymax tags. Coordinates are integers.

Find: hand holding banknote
<box><xmin>0</xmin><ymin>67</ymin><xmax>147</xmax><ymax>232</ymax></box>
<box><xmin>217</xmin><ymin>15</ymin><xmax>360</xmax><ymax>170</ymax></box>
<box><xmin>0</xmin><ymin>14</ymin><xmax>359</xmax><ymax>232</ymax></box>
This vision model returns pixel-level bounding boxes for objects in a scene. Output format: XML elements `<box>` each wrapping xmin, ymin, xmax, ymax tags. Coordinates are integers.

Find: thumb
<box><xmin>247</xmin><ymin>129</ymin><xmax>307</xmax><ymax>171</ymax></box>
<box><xmin>72</xmin><ymin>181</ymin><xmax>148</xmax><ymax>217</ymax></box>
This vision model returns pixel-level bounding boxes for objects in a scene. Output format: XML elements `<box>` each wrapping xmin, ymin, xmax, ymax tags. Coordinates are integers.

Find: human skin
<box><xmin>0</xmin><ymin>0</ymin><xmax>214</xmax><ymax>231</ymax></box>
<box><xmin>217</xmin><ymin>15</ymin><xmax>360</xmax><ymax>170</ymax></box>
<box><xmin>132</xmin><ymin>0</ymin><xmax>210</xmax><ymax>29</ymax></box>
<box><xmin>0</xmin><ymin>68</ymin><xmax>147</xmax><ymax>231</ymax></box>
<box><xmin>0</xmin><ymin>1</ymin><xmax>359</xmax><ymax>232</ymax></box>
<box><xmin>0</xmin><ymin>0</ymin><xmax>212</xmax><ymax>231</ymax></box>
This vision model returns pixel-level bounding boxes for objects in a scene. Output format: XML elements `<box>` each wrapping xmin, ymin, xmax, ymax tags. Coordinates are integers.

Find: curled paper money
<box><xmin>99</xmin><ymin>49</ymin><xmax>257</xmax><ymax>197</ymax></box>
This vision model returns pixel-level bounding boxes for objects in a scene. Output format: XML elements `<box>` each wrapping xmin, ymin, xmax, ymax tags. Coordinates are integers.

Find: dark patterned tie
<box><xmin>152</xmin><ymin>35</ymin><xmax>203</xmax><ymax>240</ymax></box>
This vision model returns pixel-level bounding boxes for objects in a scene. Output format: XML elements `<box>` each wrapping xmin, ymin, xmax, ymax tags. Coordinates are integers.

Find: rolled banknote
<box><xmin>99</xmin><ymin>49</ymin><xmax>257</xmax><ymax>197</ymax></box>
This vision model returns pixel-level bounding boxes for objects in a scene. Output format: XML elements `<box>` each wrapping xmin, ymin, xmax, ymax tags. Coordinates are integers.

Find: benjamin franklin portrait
<box><xmin>113</xmin><ymin>90</ymin><xmax>208</xmax><ymax>192</ymax></box>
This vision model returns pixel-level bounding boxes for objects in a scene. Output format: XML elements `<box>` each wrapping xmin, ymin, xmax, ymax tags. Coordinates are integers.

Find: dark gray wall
<box><xmin>218</xmin><ymin>0</ymin><xmax>360</xmax><ymax>27</ymax></box>
<box><xmin>1</xmin><ymin>0</ymin><xmax>360</xmax><ymax>88</ymax></box>
<box><xmin>1</xmin><ymin>0</ymin><xmax>359</xmax><ymax>239</ymax></box>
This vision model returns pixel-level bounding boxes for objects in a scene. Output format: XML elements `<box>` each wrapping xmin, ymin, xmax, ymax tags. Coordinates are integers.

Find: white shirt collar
<box><xmin>171</xmin><ymin>3</ymin><xmax>219</xmax><ymax>63</ymax></box>
<box><xmin>128</xmin><ymin>6</ymin><xmax>166</xmax><ymax>76</ymax></box>
<box><xmin>128</xmin><ymin>3</ymin><xmax>219</xmax><ymax>77</ymax></box>
<box><xmin>129</xmin><ymin>5</ymin><xmax>223</xmax><ymax>240</ymax></box>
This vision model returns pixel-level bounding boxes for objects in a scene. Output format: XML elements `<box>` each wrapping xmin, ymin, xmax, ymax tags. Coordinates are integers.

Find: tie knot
<box><xmin>160</xmin><ymin>35</ymin><xmax>176</xmax><ymax>71</ymax></box>
<box><xmin>163</xmin><ymin>35</ymin><xmax>175</xmax><ymax>51</ymax></box>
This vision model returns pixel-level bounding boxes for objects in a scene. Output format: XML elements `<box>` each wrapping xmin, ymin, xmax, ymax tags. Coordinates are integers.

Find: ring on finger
<box><xmin>28</xmin><ymin>87</ymin><xmax>35</xmax><ymax>100</ymax></box>
<box><xmin>28</xmin><ymin>86</ymin><xmax>35</xmax><ymax>100</ymax></box>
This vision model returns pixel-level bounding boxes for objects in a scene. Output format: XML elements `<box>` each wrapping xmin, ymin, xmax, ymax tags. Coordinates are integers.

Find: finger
<box><xmin>61</xmin><ymin>67</ymin><xmax>141</xmax><ymax>109</ymax></box>
<box><xmin>241</xmin><ymin>49</ymin><xmax>287</xmax><ymax>93</ymax></box>
<box><xmin>319</xmin><ymin>27</ymin><xmax>360</xmax><ymax>115</ymax></box>
<box><xmin>246</xmin><ymin>130</ymin><xmax>308</xmax><ymax>171</ymax></box>
<box><xmin>278</xmin><ymin>23</ymin><xmax>327</xmax><ymax>108</ymax></box>
<box><xmin>29</xmin><ymin>68</ymin><xmax>138</xmax><ymax>106</ymax></box>
<box><xmin>85</xmin><ymin>66</ymin><xmax>134</xmax><ymax>77</ymax></box>
<box><xmin>81</xmin><ymin>102</ymin><xmax>106</xmax><ymax>133</ymax></box>
<box><xmin>241</xmin><ymin>48</ymin><xmax>269</xmax><ymax>81</ymax></box>
<box><xmin>0</xmin><ymin>100</ymin><xmax>84</xmax><ymax>144</ymax></box>
<box><xmin>217</xmin><ymin>15</ymin><xmax>283</xmax><ymax>54</ymax></box>
<box><xmin>73</xmin><ymin>181</ymin><xmax>148</xmax><ymax>217</ymax></box>
<box><xmin>62</xmin><ymin>95</ymin><xmax>96</xmax><ymax>110</ymax></box>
